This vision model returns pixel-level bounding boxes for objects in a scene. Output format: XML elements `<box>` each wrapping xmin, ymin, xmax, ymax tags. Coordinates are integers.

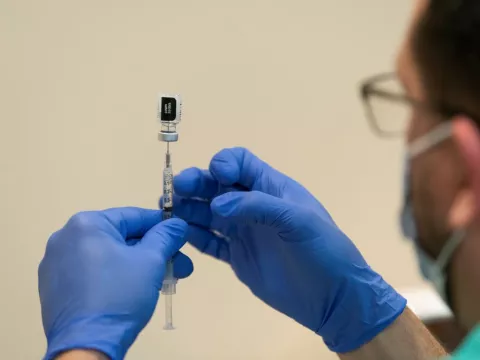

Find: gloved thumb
<box><xmin>211</xmin><ymin>191</ymin><xmax>319</xmax><ymax>240</ymax></box>
<box><xmin>140</xmin><ymin>218</ymin><xmax>189</xmax><ymax>260</ymax></box>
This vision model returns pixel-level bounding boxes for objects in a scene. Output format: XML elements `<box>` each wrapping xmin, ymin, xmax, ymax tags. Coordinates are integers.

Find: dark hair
<box><xmin>413</xmin><ymin>0</ymin><xmax>480</xmax><ymax>120</ymax></box>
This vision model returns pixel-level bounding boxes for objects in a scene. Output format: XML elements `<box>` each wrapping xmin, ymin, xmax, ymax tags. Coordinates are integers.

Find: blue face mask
<box><xmin>400</xmin><ymin>122</ymin><xmax>464</xmax><ymax>306</ymax></box>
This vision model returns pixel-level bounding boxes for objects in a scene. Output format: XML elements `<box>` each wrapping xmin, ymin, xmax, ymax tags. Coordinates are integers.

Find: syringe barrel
<box><xmin>163</xmin><ymin>164</ymin><xmax>173</xmax><ymax>211</ymax></box>
<box><xmin>162</xmin><ymin>260</ymin><xmax>177</xmax><ymax>294</ymax></box>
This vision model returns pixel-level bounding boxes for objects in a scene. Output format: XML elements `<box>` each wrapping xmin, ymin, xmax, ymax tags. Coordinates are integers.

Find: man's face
<box><xmin>397</xmin><ymin>0</ymin><xmax>478</xmax><ymax>328</ymax></box>
<box><xmin>397</xmin><ymin>0</ymin><xmax>462</xmax><ymax>260</ymax></box>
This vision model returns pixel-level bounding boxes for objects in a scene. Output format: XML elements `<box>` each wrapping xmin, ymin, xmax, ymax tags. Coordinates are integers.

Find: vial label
<box><xmin>161</xmin><ymin>97</ymin><xmax>177</xmax><ymax>121</ymax></box>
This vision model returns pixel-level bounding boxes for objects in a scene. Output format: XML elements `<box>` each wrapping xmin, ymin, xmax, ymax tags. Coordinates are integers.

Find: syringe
<box><xmin>157</xmin><ymin>94</ymin><xmax>182</xmax><ymax>331</ymax></box>
<box><xmin>161</xmin><ymin>146</ymin><xmax>176</xmax><ymax>330</ymax></box>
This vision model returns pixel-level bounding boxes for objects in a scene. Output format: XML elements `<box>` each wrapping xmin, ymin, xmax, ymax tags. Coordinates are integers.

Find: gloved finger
<box><xmin>211</xmin><ymin>191</ymin><xmax>319</xmax><ymax>240</ymax></box>
<box><xmin>101</xmin><ymin>207</ymin><xmax>162</xmax><ymax>239</ymax></box>
<box><xmin>209</xmin><ymin>147</ymin><xmax>286</xmax><ymax>196</ymax></box>
<box><xmin>172</xmin><ymin>195</ymin><xmax>213</xmax><ymax>228</ymax></box>
<box><xmin>140</xmin><ymin>218</ymin><xmax>189</xmax><ymax>259</ymax></box>
<box><xmin>172</xmin><ymin>251</ymin><xmax>194</xmax><ymax>279</ymax></box>
<box><xmin>173</xmin><ymin>168</ymin><xmax>219</xmax><ymax>200</ymax></box>
<box><xmin>185</xmin><ymin>225</ymin><xmax>230</xmax><ymax>263</ymax></box>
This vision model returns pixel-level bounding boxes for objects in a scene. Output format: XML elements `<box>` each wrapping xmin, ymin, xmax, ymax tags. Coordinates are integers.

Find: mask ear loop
<box><xmin>408</xmin><ymin>122</ymin><xmax>453</xmax><ymax>159</ymax></box>
<box><xmin>407</xmin><ymin>121</ymin><xmax>463</xmax><ymax>269</ymax></box>
<box><xmin>403</xmin><ymin>122</ymin><xmax>453</xmax><ymax>240</ymax></box>
<box><xmin>437</xmin><ymin>229</ymin><xmax>466</xmax><ymax>310</ymax></box>
<box><xmin>435</xmin><ymin>229</ymin><xmax>466</xmax><ymax>271</ymax></box>
<box><xmin>407</xmin><ymin>121</ymin><xmax>460</xmax><ymax>306</ymax></box>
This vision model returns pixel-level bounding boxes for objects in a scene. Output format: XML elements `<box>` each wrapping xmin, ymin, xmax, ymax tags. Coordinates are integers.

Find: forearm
<box><xmin>56</xmin><ymin>350</ymin><xmax>109</xmax><ymax>360</ymax></box>
<box><xmin>339</xmin><ymin>308</ymin><xmax>447</xmax><ymax>360</ymax></box>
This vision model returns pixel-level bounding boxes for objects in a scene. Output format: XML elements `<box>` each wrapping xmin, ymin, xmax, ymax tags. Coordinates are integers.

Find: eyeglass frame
<box><xmin>359</xmin><ymin>72</ymin><xmax>462</xmax><ymax>138</ymax></box>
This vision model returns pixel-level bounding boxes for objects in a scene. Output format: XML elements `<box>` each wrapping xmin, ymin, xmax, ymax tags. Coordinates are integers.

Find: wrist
<box><xmin>45</xmin><ymin>319</ymin><xmax>138</xmax><ymax>360</ymax></box>
<box><xmin>55</xmin><ymin>350</ymin><xmax>109</xmax><ymax>360</ymax></box>
<box><xmin>338</xmin><ymin>308</ymin><xmax>446</xmax><ymax>360</ymax></box>
<box><xmin>320</xmin><ymin>271</ymin><xmax>407</xmax><ymax>353</ymax></box>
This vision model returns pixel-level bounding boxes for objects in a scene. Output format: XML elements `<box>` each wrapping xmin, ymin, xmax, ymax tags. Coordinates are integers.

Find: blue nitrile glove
<box><xmin>169</xmin><ymin>147</ymin><xmax>406</xmax><ymax>353</ymax></box>
<box><xmin>38</xmin><ymin>207</ymin><xmax>193</xmax><ymax>360</ymax></box>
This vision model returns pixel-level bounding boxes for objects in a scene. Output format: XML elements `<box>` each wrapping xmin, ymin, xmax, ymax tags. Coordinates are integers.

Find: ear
<box><xmin>449</xmin><ymin>116</ymin><xmax>480</xmax><ymax>228</ymax></box>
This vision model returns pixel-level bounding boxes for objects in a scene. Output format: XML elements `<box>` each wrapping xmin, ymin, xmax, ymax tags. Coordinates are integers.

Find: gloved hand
<box><xmin>38</xmin><ymin>207</ymin><xmax>193</xmax><ymax>360</ymax></box>
<box><xmin>170</xmin><ymin>147</ymin><xmax>406</xmax><ymax>353</ymax></box>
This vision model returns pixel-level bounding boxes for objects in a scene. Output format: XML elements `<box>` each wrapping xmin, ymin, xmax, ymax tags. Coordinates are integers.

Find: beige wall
<box><xmin>1</xmin><ymin>1</ymin><xmax>424</xmax><ymax>359</ymax></box>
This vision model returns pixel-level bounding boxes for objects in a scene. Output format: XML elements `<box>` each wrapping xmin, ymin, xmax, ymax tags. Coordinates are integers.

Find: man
<box><xmin>38</xmin><ymin>0</ymin><xmax>480</xmax><ymax>359</ymax></box>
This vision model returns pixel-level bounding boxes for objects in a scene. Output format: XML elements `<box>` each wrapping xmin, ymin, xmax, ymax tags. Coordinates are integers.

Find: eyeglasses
<box><xmin>359</xmin><ymin>72</ymin><xmax>458</xmax><ymax>138</ymax></box>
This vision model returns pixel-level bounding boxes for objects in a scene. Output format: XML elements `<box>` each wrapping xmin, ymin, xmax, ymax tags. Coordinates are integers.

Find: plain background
<box><xmin>1</xmin><ymin>0</ymin><xmax>425</xmax><ymax>359</ymax></box>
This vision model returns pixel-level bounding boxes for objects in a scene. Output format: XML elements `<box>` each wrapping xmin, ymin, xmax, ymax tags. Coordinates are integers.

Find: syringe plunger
<box><xmin>162</xmin><ymin>259</ymin><xmax>176</xmax><ymax>330</ymax></box>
